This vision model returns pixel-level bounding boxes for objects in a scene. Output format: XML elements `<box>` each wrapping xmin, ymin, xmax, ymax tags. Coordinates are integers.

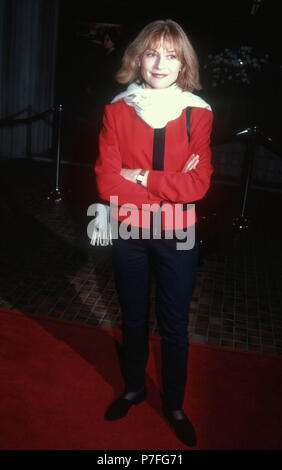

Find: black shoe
<box><xmin>162</xmin><ymin>405</ymin><xmax>197</xmax><ymax>447</ymax></box>
<box><xmin>104</xmin><ymin>388</ymin><xmax>146</xmax><ymax>421</ymax></box>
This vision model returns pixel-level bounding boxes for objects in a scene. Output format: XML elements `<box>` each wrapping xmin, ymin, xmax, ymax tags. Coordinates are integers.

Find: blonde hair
<box><xmin>115</xmin><ymin>19</ymin><xmax>202</xmax><ymax>92</ymax></box>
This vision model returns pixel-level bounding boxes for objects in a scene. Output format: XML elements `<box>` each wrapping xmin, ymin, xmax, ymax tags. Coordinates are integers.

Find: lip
<box><xmin>152</xmin><ymin>73</ymin><xmax>167</xmax><ymax>78</ymax></box>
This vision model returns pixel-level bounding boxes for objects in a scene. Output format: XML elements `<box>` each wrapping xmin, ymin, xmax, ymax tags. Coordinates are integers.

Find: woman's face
<box><xmin>140</xmin><ymin>37</ymin><xmax>182</xmax><ymax>89</ymax></box>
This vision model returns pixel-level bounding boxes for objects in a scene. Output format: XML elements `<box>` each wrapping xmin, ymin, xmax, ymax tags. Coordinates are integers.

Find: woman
<box><xmin>94</xmin><ymin>19</ymin><xmax>213</xmax><ymax>447</ymax></box>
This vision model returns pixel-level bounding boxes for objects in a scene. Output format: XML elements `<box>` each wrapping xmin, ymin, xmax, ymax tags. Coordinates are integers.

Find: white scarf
<box><xmin>91</xmin><ymin>83</ymin><xmax>211</xmax><ymax>246</ymax></box>
<box><xmin>111</xmin><ymin>82</ymin><xmax>211</xmax><ymax>128</ymax></box>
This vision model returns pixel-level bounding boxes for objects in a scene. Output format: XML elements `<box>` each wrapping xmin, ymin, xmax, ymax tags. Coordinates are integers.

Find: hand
<box><xmin>181</xmin><ymin>154</ymin><xmax>199</xmax><ymax>173</ymax></box>
<box><xmin>120</xmin><ymin>168</ymin><xmax>142</xmax><ymax>183</ymax></box>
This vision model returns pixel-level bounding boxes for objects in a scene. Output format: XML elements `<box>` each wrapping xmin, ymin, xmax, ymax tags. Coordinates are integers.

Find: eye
<box><xmin>168</xmin><ymin>54</ymin><xmax>177</xmax><ymax>59</ymax></box>
<box><xmin>146</xmin><ymin>51</ymin><xmax>156</xmax><ymax>57</ymax></box>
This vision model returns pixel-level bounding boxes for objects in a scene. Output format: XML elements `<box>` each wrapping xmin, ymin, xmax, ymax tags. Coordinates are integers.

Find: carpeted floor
<box><xmin>1</xmin><ymin>308</ymin><xmax>281</xmax><ymax>450</ymax></box>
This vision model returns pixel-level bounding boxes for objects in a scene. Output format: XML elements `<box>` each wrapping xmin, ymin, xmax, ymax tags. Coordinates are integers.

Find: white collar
<box><xmin>111</xmin><ymin>82</ymin><xmax>211</xmax><ymax>129</ymax></box>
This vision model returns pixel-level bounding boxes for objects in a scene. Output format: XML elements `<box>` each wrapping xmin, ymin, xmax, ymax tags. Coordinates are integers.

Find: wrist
<box><xmin>136</xmin><ymin>170</ymin><xmax>149</xmax><ymax>187</ymax></box>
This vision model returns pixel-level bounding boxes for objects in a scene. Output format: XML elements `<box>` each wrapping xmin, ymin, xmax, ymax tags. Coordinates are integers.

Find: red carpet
<box><xmin>0</xmin><ymin>308</ymin><xmax>281</xmax><ymax>450</ymax></box>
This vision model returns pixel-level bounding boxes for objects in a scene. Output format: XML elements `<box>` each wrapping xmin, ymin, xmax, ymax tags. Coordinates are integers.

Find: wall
<box><xmin>0</xmin><ymin>0</ymin><xmax>59</xmax><ymax>158</ymax></box>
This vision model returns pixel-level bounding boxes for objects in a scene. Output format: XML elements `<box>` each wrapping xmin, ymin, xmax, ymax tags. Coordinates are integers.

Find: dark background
<box><xmin>55</xmin><ymin>0</ymin><xmax>281</xmax><ymax>142</ymax></box>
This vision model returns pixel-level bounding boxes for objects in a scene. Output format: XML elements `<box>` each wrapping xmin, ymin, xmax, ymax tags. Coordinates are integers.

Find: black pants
<box><xmin>112</xmin><ymin>234</ymin><xmax>198</xmax><ymax>410</ymax></box>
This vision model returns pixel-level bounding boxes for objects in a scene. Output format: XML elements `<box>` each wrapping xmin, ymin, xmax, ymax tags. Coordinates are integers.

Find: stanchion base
<box><xmin>232</xmin><ymin>216</ymin><xmax>250</xmax><ymax>232</ymax></box>
<box><xmin>46</xmin><ymin>189</ymin><xmax>64</xmax><ymax>203</ymax></box>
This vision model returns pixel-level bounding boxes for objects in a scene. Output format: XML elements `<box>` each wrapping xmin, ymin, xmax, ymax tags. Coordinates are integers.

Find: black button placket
<box><xmin>151</xmin><ymin>127</ymin><xmax>166</xmax><ymax>237</ymax></box>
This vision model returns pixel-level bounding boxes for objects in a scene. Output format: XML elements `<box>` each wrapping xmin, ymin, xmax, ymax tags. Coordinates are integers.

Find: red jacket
<box><xmin>94</xmin><ymin>100</ymin><xmax>213</xmax><ymax>231</ymax></box>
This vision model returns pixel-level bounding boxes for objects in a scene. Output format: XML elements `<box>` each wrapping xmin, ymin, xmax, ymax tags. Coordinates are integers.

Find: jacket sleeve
<box><xmin>94</xmin><ymin>105</ymin><xmax>160</xmax><ymax>209</ymax></box>
<box><xmin>147</xmin><ymin>108</ymin><xmax>214</xmax><ymax>203</ymax></box>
